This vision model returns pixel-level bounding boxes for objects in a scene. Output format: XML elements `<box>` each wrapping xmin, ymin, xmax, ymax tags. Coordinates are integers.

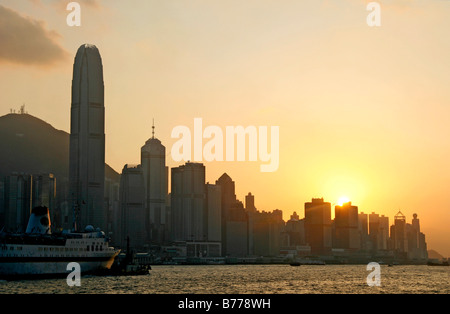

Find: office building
<box><xmin>32</xmin><ymin>173</ymin><xmax>56</xmax><ymax>213</ymax></box>
<box><xmin>216</xmin><ymin>173</ymin><xmax>239</xmax><ymax>256</ymax></box>
<box><xmin>141</xmin><ymin>127</ymin><xmax>168</xmax><ymax>244</ymax></box>
<box><xmin>252</xmin><ymin>209</ymin><xmax>284</xmax><ymax>257</ymax></box>
<box><xmin>407</xmin><ymin>213</ymin><xmax>428</xmax><ymax>260</ymax></box>
<box><xmin>390</xmin><ymin>211</ymin><xmax>408</xmax><ymax>257</ymax></box>
<box><xmin>206</xmin><ymin>183</ymin><xmax>222</xmax><ymax>242</ymax></box>
<box><xmin>245</xmin><ymin>192</ymin><xmax>257</xmax><ymax>213</ymax></box>
<box><xmin>304</xmin><ymin>198</ymin><xmax>332</xmax><ymax>255</ymax></box>
<box><xmin>69</xmin><ymin>44</ymin><xmax>106</xmax><ymax>231</ymax></box>
<box><xmin>334</xmin><ymin>202</ymin><xmax>360</xmax><ymax>251</ymax></box>
<box><xmin>3</xmin><ymin>173</ymin><xmax>33</xmax><ymax>232</ymax></box>
<box><xmin>171</xmin><ymin>162</ymin><xmax>207</xmax><ymax>242</ymax></box>
<box><xmin>358</xmin><ymin>212</ymin><xmax>369</xmax><ymax>250</ymax></box>
<box><xmin>118</xmin><ymin>164</ymin><xmax>146</xmax><ymax>249</ymax></box>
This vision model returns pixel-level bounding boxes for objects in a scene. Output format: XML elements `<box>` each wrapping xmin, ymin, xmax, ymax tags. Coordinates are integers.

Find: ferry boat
<box><xmin>0</xmin><ymin>206</ymin><xmax>120</xmax><ymax>279</ymax></box>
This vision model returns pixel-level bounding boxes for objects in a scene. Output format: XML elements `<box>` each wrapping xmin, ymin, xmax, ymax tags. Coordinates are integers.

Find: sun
<box><xmin>337</xmin><ymin>196</ymin><xmax>351</xmax><ymax>206</ymax></box>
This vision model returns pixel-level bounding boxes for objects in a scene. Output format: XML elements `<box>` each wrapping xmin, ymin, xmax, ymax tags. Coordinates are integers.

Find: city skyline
<box><xmin>0</xmin><ymin>1</ymin><xmax>449</xmax><ymax>257</ymax></box>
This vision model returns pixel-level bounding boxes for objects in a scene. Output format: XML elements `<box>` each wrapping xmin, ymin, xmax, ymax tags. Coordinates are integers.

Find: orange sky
<box><xmin>0</xmin><ymin>0</ymin><xmax>449</xmax><ymax>256</ymax></box>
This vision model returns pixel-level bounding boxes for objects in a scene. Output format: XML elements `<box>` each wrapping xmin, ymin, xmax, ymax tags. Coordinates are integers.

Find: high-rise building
<box><xmin>252</xmin><ymin>209</ymin><xmax>284</xmax><ymax>257</ymax></box>
<box><xmin>358</xmin><ymin>212</ymin><xmax>369</xmax><ymax>250</ymax></box>
<box><xmin>379</xmin><ymin>215</ymin><xmax>389</xmax><ymax>250</ymax></box>
<box><xmin>105</xmin><ymin>177</ymin><xmax>120</xmax><ymax>239</ymax></box>
<box><xmin>334</xmin><ymin>202</ymin><xmax>360</xmax><ymax>250</ymax></box>
<box><xmin>216</xmin><ymin>173</ymin><xmax>238</xmax><ymax>256</ymax></box>
<box><xmin>0</xmin><ymin>181</ymin><xmax>4</xmax><ymax>226</ymax></box>
<box><xmin>141</xmin><ymin>126</ymin><xmax>168</xmax><ymax>244</ymax></box>
<box><xmin>407</xmin><ymin>214</ymin><xmax>428</xmax><ymax>260</ymax></box>
<box><xmin>171</xmin><ymin>162</ymin><xmax>206</xmax><ymax>242</ymax></box>
<box><xmin>118</xmin><ymin>164</ymin><xmax>146</xmax><ymax>249</ymax></box>
<box><xmin>225</xmin><ymin>201</ymin><xmax>248</xmax><ymax>257</ymax></box>
<box><xmin>245</xmin><ymin>192</ymin><xmax>256</xmax><ymax>213</ymax></box>
<box><xmin>304</xmin><ymin>198</ymin><xmax>332</xmax><ymax>255</ymax></box>
<box><xmin>32</xmin><ymin>174</ymin><xmax>56</xmax><ymax>212</ymax></box>
<box><xmin>368</xmin><ymin>212</ymin><xmax>389</xmax><ymax>251</ymax></box>
<box><xmin>284</xmin><ymin>212</ymin><xmax>306</xmax><ymax>247</ymax></box>
<box><xmin>206</xmin><ymin>183</ymin><xmax>221</xmax><ymax>242</ymax></box>
<box><xmin>390</xmin><ymin>211</ymin><xmax>408</xmax><ymax>257</ymax></box>
<box><xmin>32</xmin><ymin>173</ymin><xmax>56</xmax><ymax>227</ymax></box>
<box><xmin>3</xmin><ymin>173</ymin><xmax>33</xmax><ymax>232</ymax></box>
<box><xmin>69</xmin><ymin>44</ymin><xmax>106</xmax><ymax>231</ymax></box>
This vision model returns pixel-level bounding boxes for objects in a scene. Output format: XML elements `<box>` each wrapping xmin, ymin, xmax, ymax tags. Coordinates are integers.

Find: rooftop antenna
<box><xmin>152</xmin><ymin>118</ymin><xmax>155</xmax><ymax>139</ymax></box>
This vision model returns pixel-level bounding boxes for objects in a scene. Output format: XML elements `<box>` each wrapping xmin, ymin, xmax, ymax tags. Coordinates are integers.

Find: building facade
<box><xmin>69</xmin><ymin>44</ymin><xmax>106</xmax><ymax>232</ymax></box>
<box><xmin>141</xmin><ymin>134</ymin><xmax>168</xmax><ymax>244</ymax></box>
<box><xmin>304</xmin><ymin>198</ymin><xmax>332</xmax><ymax>255</ymax></box>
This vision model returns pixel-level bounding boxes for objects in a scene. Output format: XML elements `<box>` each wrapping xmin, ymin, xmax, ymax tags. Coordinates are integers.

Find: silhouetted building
<box><xmin>334</xmin><ymin>202</ymin><xmax>360</xmax><ymax>251</ymax></box>
<box><xmin>105</xmin><ymin>177</ymin><xmax>120</xmax><ymax>239</ymax></box>
<box><xmin>358</xmin><ymin>212</ymin><xmax>369</xmax><ymax>250</ymax></box>
<box><xmin>406</xmin><ymin>213</ymin><xmax>428</xmax><ymax>260</ymax></box>
<box><xmin>0</xmin><ymin>181</ymin><xmax>4</xmax><ymax>226</ymax></box>
<box><xmin>390</xmin><ymin>211</ymin><xmax>408</xmax><ymax>258</ymax></box>
<box><xmin>304</xmin><ymin>198</ymin><xmax>332</xmax><ymax>255</ymax></box>
<box><xmin>206</xmin><ymin>183</ymin><xmax>221</xmax><ymax>242</ymax></box>
<box><xmin>216</xmin><ymin>173</ymin><xmax>239</xmax><ymax>256</ymax></box>
<box><xmin>118</xmin><ymin>164</ymin><xmax>146</xmax><ymax>249</ymax></box>
<box><xmin>245</xmin><ymin>192</ymin><xmax>257</xmax><ymax>213</ymax></box>
<box><xmin>141</xmin><ymin>128</ymin><xmax>169</xmax><ymax>244</ymax></box>
<box><xmin>32</xmin><ymin>173</ymin><xmax>56</xmax><ymax>214</ymax></box>
<box><xmin>252</xmin><ymin>209</ymin><xmax>284</xmax><ymax>257</ymax></box>
<box><xmin>171</xmin><ymin>162</ymin><xmax>207</xmax><ymax>242</ymax></box>
<box><xmin>379</xmin><ymin>215</ymin><xmax>389</xmax><ymax>250</ymax></box>
<box><xmin>3</xmin><ymin>173</ymin><xmax>33</xmax><ymax>232</ymax></box>
<box><xmin>32</xmin><ymin>173</ymin><xmax>57</xmax><ymax>229</ymax></box>
<box><xmin>368</xmin><ymin>212</ymin><xmax>389</xmax><ymax>252</ymax></box>
<box><xmin>69</xmin><ymin>44</ymin><xmax>106</xmax><ymax>231</ymax></box>
<box><xmin>284</xmin><ymin>212</ymin><xmax>305</xmax><ymax>247</ymax></box>
<box><xmin>226</xmin><ymin>200</ymin><xmax>248</xmax><ymax>257</ymax></box>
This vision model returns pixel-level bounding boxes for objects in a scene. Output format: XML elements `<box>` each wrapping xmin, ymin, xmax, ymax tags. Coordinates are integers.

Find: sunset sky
<box><xmin>0</xmin><ymin>0</ymin><xmax>449</xmax><ymax>256</ymax></box>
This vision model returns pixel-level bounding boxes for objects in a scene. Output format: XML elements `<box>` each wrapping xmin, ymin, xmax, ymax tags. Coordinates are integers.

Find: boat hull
<box><xmin>0</xmin><ymin>254</ymin><xmax>119</xmax><ymax>280</ymax></box>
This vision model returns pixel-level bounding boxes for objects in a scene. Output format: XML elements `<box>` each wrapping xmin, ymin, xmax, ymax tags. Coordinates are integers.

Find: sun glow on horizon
<box><xmin>337</xmin><ymin>196</ymin><xmax>351</xmax><ymax>206</ymax></box>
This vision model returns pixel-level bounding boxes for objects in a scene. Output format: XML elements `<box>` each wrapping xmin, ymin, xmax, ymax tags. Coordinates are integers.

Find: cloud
<box><xmin>0</xmin><ymin>4</ymin><xmax>69</xmax><ymax>66</ymax></box>
<box><xmin>29</xmin><ymin>0</ymin><xmax>102</xmax><ymax>11</ymax></box>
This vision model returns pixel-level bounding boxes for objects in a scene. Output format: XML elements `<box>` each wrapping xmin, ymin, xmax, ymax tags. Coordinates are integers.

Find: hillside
<box><xmin>428</xmin><ymin>249</ymin><xmax>446</xmax><ymax>260</ymax></box>
<box><xmin>0</xmin><ymin>113</ymin><xmax>119</xmax><ymax>181</ymax></box>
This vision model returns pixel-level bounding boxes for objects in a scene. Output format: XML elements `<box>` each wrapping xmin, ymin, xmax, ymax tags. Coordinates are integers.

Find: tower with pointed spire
<box><xmin>141</xmin><ymin>120</ymin><xmax>168</xmax><ymax>244</ymax></box>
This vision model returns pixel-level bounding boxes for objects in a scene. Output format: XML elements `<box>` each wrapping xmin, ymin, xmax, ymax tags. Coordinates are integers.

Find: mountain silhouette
<box><xmin>0</xmin><ymin>113</ymin><xmax>119</xmax><ymax>182</ymax></box>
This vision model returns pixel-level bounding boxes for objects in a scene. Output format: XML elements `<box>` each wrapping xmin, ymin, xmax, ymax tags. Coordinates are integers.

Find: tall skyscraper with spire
<box><xmin>69</xmin><ymin>44</ymin><xmax>106</xmax><ymax>231</ymax></box>
<box><xmin>141</xmin><ymin>120</ymin><xmax>168</xmax><ymax>244</ymax></box>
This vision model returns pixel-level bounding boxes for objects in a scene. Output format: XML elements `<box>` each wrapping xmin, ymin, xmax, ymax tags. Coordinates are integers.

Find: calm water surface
<box><xmin>0</xmin><ymin>265</ymin><xmax>448</xmax><ymax>294</ymax></box>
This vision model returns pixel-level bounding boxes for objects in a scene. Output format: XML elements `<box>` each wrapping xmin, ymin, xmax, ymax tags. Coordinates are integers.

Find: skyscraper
<box><xmin>69</xmin><ymin>44</ymin><xmax>106</xmax><ymax>231</ymax></box>
<box><xmin>141</xmin><ymin>124</ymin><xmax>168</xmax><ymax>244</ymax></box>
<box><xmin>3</xmin><ymin>173</ymin><xmax>33</xmax><ymax>232</ymax></box>
<box><xmin>334</xmin><ymin>202</ymin><xmax>360</xmax><ymax>250</ymax></box>
<box><xmin>304</xmin><ymin>198</ymin><xmax>332</xmax><ymax>255</ymax></box>
<box><xmin>358</xmin><ymin>212</ymin><xmax>369</xmax><ymax>250</ymax></box>
<box><xmin>206</xmin><ymin>183</ymin><xmax>222</xmax><ymax>242</ymax></box>
<box><xmin>245</xmin><ymin>192</ymin><xmax>256</xmax><ymax>213</ymax></box>
<box><xmin>171</xmin><ymin>162</ymin><xmax>207</xmax><ymax>242</ymax></box>
<box><xmin>118</xmin><ymin>164</ymin><xmax>146</xmax><ymax>249</ymax></box>
<box><xmin>390</xmin><ymin>211</ymin><xmax>408</xmax><ymax>257</ymax></box>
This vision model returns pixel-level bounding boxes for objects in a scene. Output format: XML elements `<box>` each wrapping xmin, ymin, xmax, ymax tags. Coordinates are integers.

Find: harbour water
<box><xmin>0</xmin><ymin>264</ymin><xmax>448</xmax><ymax>294</ymax></box>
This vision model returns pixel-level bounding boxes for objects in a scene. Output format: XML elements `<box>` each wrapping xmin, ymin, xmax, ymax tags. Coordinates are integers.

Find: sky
<box><xmin>0</xmin><ymin>0</ymin><xmax>449</xmax><ymax>257</ymax></box>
